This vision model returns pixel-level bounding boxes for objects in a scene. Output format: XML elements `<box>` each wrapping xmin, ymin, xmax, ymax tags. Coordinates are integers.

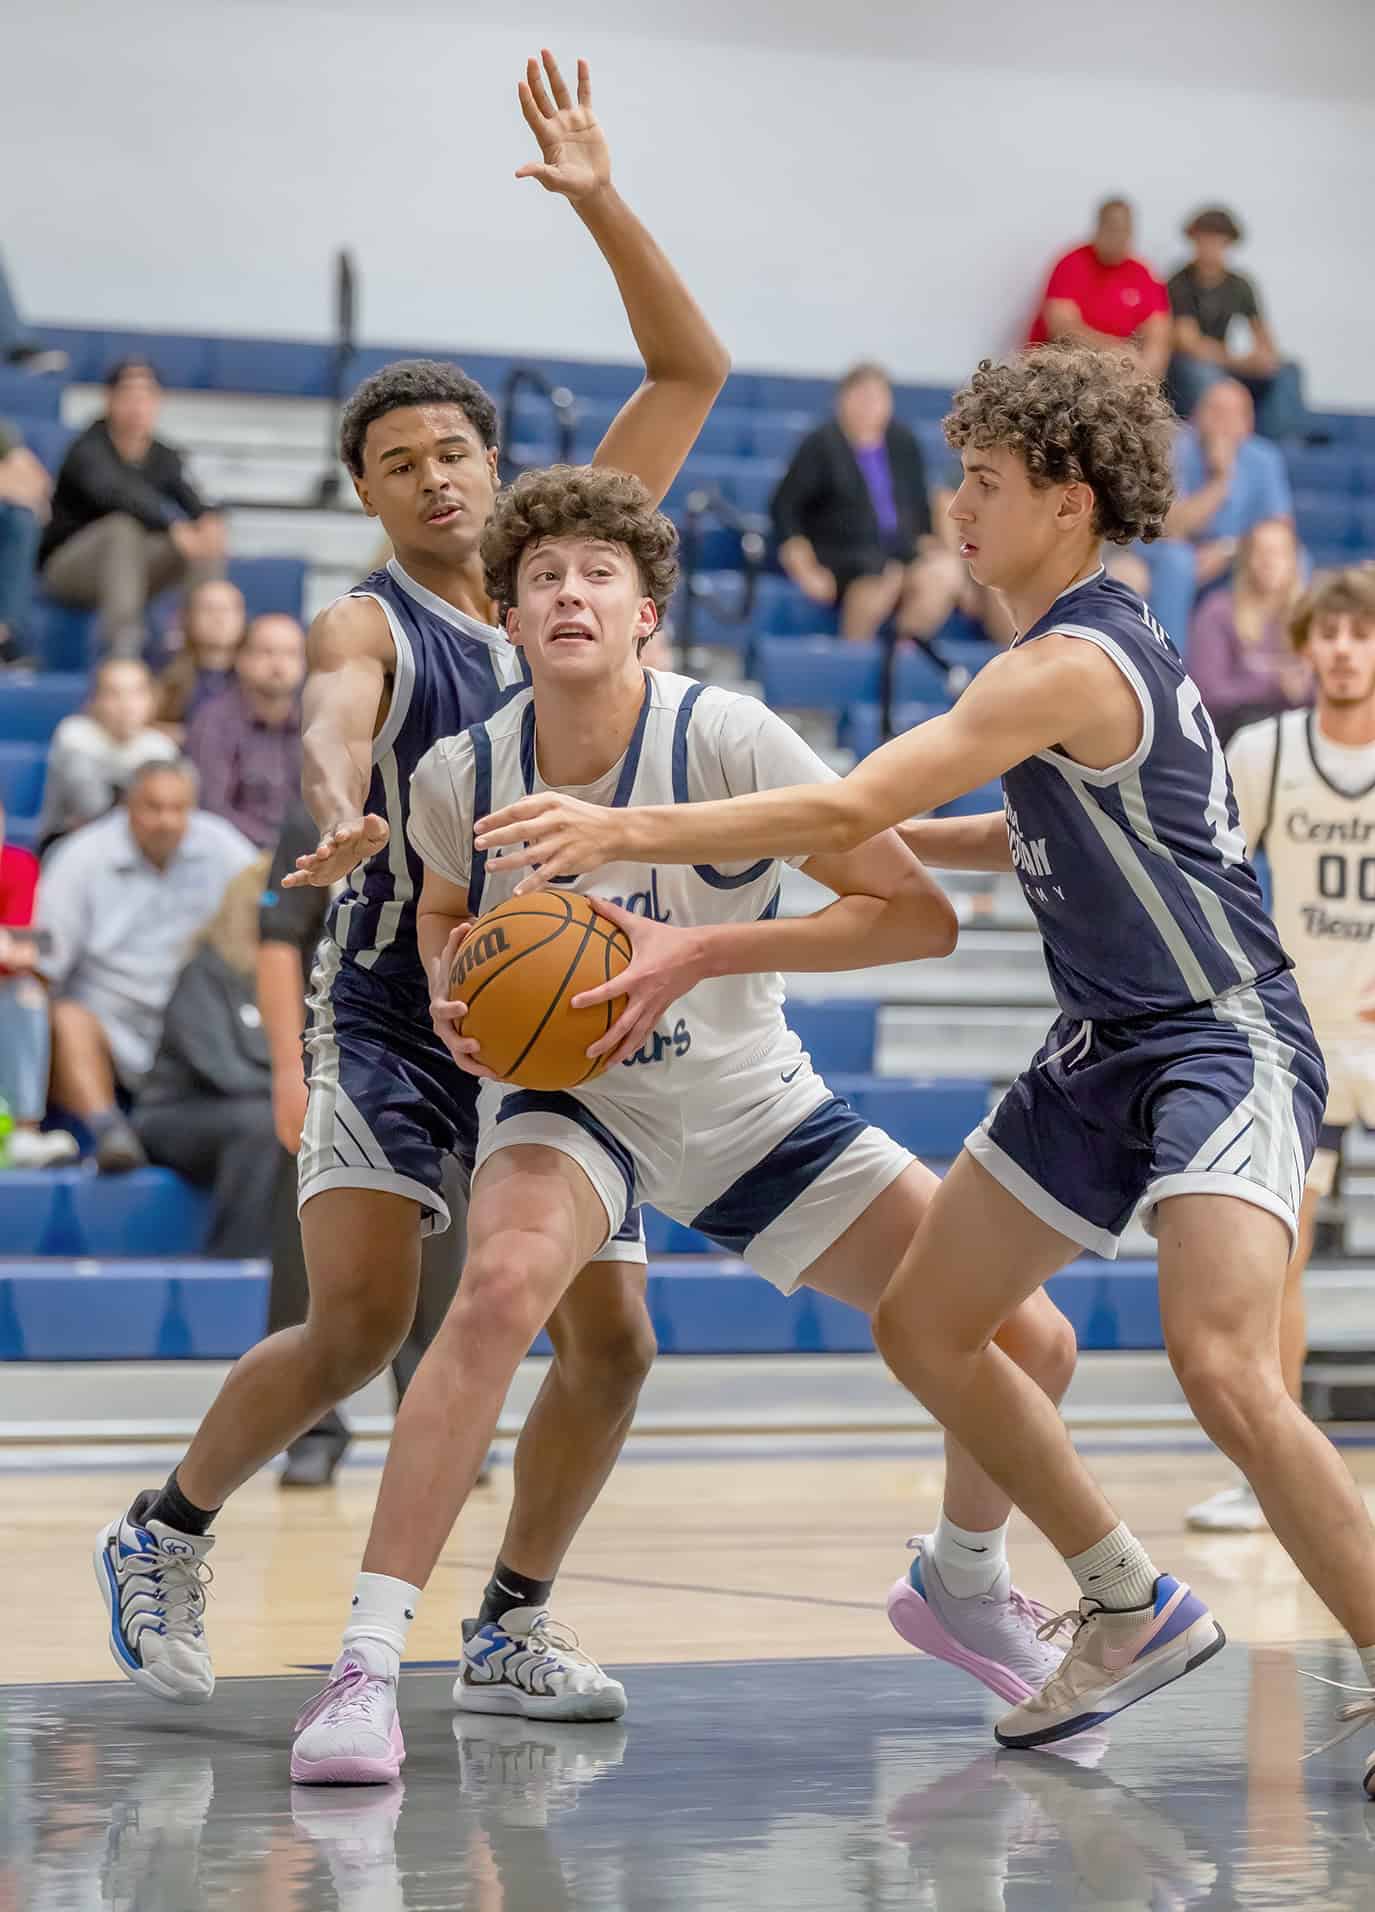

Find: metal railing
<box><xmin>500</xmin><ymin>367</ymin><xmax>577</xmax><ymax>483</ymax></box>
<box><xmin>315</xmin><ymin>249</ymin><xmax>357</xmax><ymax>507</ymax></box>
<box><xmin>674</xmin><ymin>487</ymin><xmax>768</xmax><ymax>673</ymax></box>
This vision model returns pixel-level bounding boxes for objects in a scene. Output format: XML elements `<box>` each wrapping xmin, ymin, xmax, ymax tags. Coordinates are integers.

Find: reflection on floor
<box><xmin>3</xmin><ymin>1647</ymin><xmax>1371</xmax><ymax>1910</ymax></box>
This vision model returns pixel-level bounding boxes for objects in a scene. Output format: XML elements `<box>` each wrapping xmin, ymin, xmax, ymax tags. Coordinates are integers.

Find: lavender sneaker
<box><xmin>290</xmin><ymin>1648</ymin><xmax>405</xmax><ymax>1786</ymax></box>
<box><xmin>887</xmin><ymin>1535</ymin><xmax>1068</xmax><ymax>1705</ymax></box>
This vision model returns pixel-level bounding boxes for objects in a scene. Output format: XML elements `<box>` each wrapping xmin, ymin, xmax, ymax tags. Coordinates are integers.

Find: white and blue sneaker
<box><xmin>456</xmin><ymin>1606</ymin><xmax>627</xmax><ymax>1722</ymax></box>
<box><xmin>94</xmin><ymin>1491</ymin><xmax>215</xmax><ymax>1703</ymax></box>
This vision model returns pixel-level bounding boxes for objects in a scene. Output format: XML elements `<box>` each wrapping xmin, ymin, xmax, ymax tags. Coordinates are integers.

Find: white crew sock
<box><xmin>340</xmin><ymin>1570</ymin><xmax>421</xmax><ymax>1676</ymax></box>
<box><xmin>1358</xmin><ymin>1645</ymin><xmax>1375</xmax><ymax>1690</ymax></box>
<box><xmin>930</xmin><ymin>1514</ymin><xmax>1009</xmax><ymax>1599</ymax></box>
<box><xmin>1067</xmin><ymin>1522</ymin><xmax>1159</xmax><ymax>1612</ymax></box>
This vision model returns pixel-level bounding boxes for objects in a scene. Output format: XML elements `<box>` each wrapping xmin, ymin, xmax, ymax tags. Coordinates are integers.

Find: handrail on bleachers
<box><xmin>500</xmin><ymin>366</ymin><xmax>577</xmax><ymax>483</ymax></box>
<box><xmin>675</xmin><ymin>486</ymin><xmax>768</xmax><ymax>672</ymax></box>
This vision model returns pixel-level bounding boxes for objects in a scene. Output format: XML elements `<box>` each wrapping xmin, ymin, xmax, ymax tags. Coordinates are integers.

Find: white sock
<box><xmin>930</xmin><ymin>1514</ymin><xmax>1008</xmax><ymax>1599</ymax></box>
<box><xmin>1358</xmin><ymin>1645</ymin><xmax>1375</xmax><ymax>1691</ymax></box>
<box><xmin>341</xmin><ymin>1570</ymin><xmax>421</xmax><ymax>1675</ymax></box>
<box><xmin>1067</xmin><ymin>1522</ymin><xmax>1159</xmax><ymax>1612</ymax></box>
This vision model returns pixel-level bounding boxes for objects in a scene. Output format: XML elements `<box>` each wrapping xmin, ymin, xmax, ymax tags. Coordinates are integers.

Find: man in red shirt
<box><xmin>1027</xmin><ymin>198</ymin><xmax>1170</xmax><ymax>381</ymax></box>
<box><xmin>0</xmin><ymin>801</ymin><xmax>78</xmax><ymax>1167</ymax></box>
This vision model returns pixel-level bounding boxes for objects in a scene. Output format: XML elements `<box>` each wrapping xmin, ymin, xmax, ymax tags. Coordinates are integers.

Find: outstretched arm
<box><xmin>476</xmin><ymin>639</ymin><xmax>1127</xmax><ymax>881</ymax></box>
<box><xmin>899</xmin><ymin>813</ymin><xmax>1013</xmax><ymax>872</ymax></box>
<box><xmin>283</xmin><ymin>596</ymin><xmax>392</xmax><ymax>888</ymax></box>
<box><xmin>576</xmin><ymin>830</ymin><xmax>958</xmax><ymax>1066</ymax></box>
<box><xmin>515</xmin><ymin>50</ymin><xmax>729</xmax><ymax>507</ymax></box>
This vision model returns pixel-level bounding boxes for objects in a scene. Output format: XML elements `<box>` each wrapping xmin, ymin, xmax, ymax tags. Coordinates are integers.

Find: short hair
<box><xmin>1289</xmin><ymin>565</ymin><xmax>1375</xmax><ymax>651</ymax></box>
<box><xmin>1186</xmin><ymin>206</ymin><xmax>1243</xmax><ymax>244</ymax></box>
<box><xmin>105</xmin><ymin>356</ymin><xmax>161</xmax><ymax>390</ymax></box>
<box><xmin>125</xmin><ymin>756</ymin><xmax>199</xmax><ymax>800</ymax></box>
<box><xmin>1096</xmin><ymin>196</ymin><xmax>1132</xmax><ymax>220</ymax></box>
<box><xmin>943</xmin><ymin>345</ymin><xmax>1176</xmax><ymax>546</ymax></box>
<box><xmin>838</xmin><ymin>361</ymin><xmax>891</xmax><ymax>394</ymax></box>
<box><xmin>481</xmin><ymin>464</ymin><xmax>679</xmax><ymax>624</ymax></box>
<box><xmin>93</xmin><ymin>655</ymin><xmax>152</xmax><ymax>690</ymax></box>
<box><xmin>339</xmin><ymin>358</ymin><xmax>499</xmax><ymax>477</ymax></box>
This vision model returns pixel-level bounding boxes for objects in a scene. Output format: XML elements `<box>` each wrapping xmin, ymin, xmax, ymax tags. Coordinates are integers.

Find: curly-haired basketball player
<box><xmin>476</xmin><ymin>347</ymin><xmax>1375</xmax><ymax>1785</ymax></box>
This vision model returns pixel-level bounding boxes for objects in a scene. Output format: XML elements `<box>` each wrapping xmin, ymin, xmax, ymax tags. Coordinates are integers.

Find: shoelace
<box><xmin>1034</xmin><ymin>1599</ymin><xmax>1099</xmax><ymax>1649</ymax></box>
<box><xmin>524</xmin><ymin>1616</ymin><xmax>596</xmax><ymax>1670</ymax></box>
<box><xmin>123</xmin><ymin>1544</ymin><xmax>213</xmax><ymax>1636</ymax></box>
<box><xmin>293</xmin><ymin>1664</ymin><xmax>391</xmax><ymax>1735</ymax></box>
<box><xmin>1300</xmin><ymin>1674</ymin><xmax>1375</xmax><ymax>1760</ymax></box>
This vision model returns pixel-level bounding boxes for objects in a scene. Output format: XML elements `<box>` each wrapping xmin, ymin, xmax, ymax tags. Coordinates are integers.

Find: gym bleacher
<box><xmin>3</xmin><ymin>324</ymin><xmax>1373</xmax><ymax>1366</ymax></box>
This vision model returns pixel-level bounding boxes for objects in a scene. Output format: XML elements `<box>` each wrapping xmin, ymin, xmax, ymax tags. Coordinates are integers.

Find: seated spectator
<box><xmin>133</xmin><ymin>855</ymin><xmax>277</xmax><ymax>1255</ymax></box>
<box><xmin>1189</xmin><ymin>519</ymin><xmax>1308</xmax><ymax>743</ymax></box>
<box><xmin>771</xmin><ymin>363</ymin><xmax>966</xmax><ymax>643</ymax></box>
<box><xmin>0</xmin><ymin>249</ymin><xmax>67</xmax><ymax>374</ymax></box>
<box><xmin>184</xmin><ymin>613</ymin><xmax>306</xmax><ymax>848</ymax></box>
<box><xmin>36</xmin><ymin>657</ymin><xmax>178</xmax><ymax>853</ymax></box>
<box><xmin>38</xmin><ymin>359</ymin><xmax>227</xmax><ymax>657</ymax></box>
<box><xmin>156</xmin><ymin>577</ymin><xmax>248</xmax><ymax>732</ymax></box>
<box><xmin>36</xmin><ymin>759</ymin><xmax>258</xmax><ymax>1173</ymax></box>
<box><xmin>0</xmin><ymin>417</ymin><xmax>51</xmax><ymax>666</ymax></box>
<box><xmin>0</xmin><ymin>800</ymin><xmax>77</xmax><ymax>1168</ymax></box>
<box><xmin>1168</xmin><ymin>207</ymin><xmax>1304</xmax><ymax>442</ymax></box>
<box><xmin>1027</xmin><ymin>198</ymin><xmax>1170</xmax><ymax>381</ymax></box>
<box><xmin>1144</xmin><ymin>378</ymin><xmax>1294</xmax><ymax>651</ymax></box>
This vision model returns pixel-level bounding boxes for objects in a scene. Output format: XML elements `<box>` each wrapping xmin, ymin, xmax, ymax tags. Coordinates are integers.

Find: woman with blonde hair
<box><xmin>1188</xmin><ymin>516</ymin><xmax>1309</xmax><ymax>742</ymax></box>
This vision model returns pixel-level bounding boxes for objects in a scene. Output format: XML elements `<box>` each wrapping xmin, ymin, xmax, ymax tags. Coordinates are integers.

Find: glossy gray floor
<box><xmin>3</xmin><ymin>1648</ymin><xmax>1371</xmax><ymax>1910</ymax></box>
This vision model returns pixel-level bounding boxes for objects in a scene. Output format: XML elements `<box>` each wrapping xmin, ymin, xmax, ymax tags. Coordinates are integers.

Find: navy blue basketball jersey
<box><xmin>1001</xmin><ymin>568</ymin><xmax>1291</xmax><ymax>1021</ymax></box>
<box><xmin>324</xmin><ymin>560</ymin><xmax>524</xmax><ymax>992</ymax></box>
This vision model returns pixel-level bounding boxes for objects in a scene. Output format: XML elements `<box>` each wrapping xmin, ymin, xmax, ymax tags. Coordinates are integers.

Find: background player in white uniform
<box><xmin>1188</xmin><ymin>564</ymin><xmax>1375</xmax><ymax>1532</ymax></box>
<box><xmin>289</xmin><ymin>464</ymin><xmax>1081</xmax><ymax>1785</ymax></box>
<box><xmin>480</xmin><ymin>350</ymin><xmax>1375</xmax><ymax>1786</ymax></box>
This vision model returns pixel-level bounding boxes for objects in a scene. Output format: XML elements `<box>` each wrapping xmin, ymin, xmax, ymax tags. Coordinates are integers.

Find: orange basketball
<box><xmin>449</xmin><ymin>891</ymin><xmax>632</xmax><ymax>1091</ymax></box>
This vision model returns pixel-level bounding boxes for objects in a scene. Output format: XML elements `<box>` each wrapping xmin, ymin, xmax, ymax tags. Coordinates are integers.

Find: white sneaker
<box><xmin>94</xmin><ymin>1494</ymin><xmax>215</xmax><ymax>1702</ymax></box>
<box><xmin>7</xmin><ymin>1127</ymin><xmax>79</xmax><ymax>1168</ymax></box>
<box><xmin>456</xmin><ymin>1606</ymin><xmax>628</xmax><ymax>1721</ymax></box>
<box><xmin>291</xmin><ymin>1644</ymin><xmax>405</xmax><ymax>1785</ymax></box>
<box><xmin>1186</xmin><ymin>1481</ymin><xmax>1268</xmax><ymax>1533</ymax></box>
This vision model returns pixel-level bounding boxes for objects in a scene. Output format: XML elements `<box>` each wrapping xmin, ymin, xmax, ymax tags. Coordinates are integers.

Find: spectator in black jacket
<box><xmin>39</xmin><ymin>359</ymin><xmax>227</xmax><ymax>657</ymax></box>
<box><xmin>132</xmin><ymin>855</ymin><xmax>276</xmax><ymax>1256</ymax></box>
<box><xmin>770</xmin><ymin>364</ymin><xmax>965</xmax><ymax>642</ymax></box>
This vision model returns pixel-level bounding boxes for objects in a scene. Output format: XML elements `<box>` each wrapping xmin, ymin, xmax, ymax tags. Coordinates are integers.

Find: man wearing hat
<box><xmin>1167</xmin><ymin>207</ymin><xmax>1305</xmax><ymax>440</ymax></box>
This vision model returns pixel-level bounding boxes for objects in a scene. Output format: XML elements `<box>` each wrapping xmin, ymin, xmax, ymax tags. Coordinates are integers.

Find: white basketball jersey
<box><xmin>408</xmin><ymin>669</ymin><xmax>839</xmax><ymax>1103</ymax></box>
<box><xmin>1230</xmin><ymin>709</ymin><xmax>1375</xmax><ymax>1044</ymax></box>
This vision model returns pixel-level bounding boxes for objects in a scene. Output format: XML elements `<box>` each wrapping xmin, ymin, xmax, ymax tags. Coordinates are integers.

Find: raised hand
<box><xmin>515</xmin><ymin>50</ymin><xmax>610</xmax><ymax>204</ymax></box>
<box><xmin>282</xmin><ymin>814</ymin><xmax>390</xmax><ymax>888</ymax></box>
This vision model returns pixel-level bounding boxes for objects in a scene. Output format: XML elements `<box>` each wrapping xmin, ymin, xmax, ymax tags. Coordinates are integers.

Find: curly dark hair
<box><xmin>481</xmin><ymin>465</ymin><xmax>680</xmax><ymax>624</ymax></box>
<box><xmin>339</xmin><ymin>358</ymin><xmax>499</xmax><ymax>477</ymax></box>
<box><xmin>944</xmin><ymin>346</ymin><xmax>1176</xmax><ymax>545</ymax></box>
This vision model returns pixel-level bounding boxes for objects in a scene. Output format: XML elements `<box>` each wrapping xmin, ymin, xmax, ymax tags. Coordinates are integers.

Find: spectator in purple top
<box><xmin>770</xmin><ymin>363</ymin><xmax>965</xmax><ymax>642</ymax></box>
<box><xmin>1189</xmin><ymin>518</ymin><xmax>1310</xmax><ymax>743</ymax></box>
<box><xmin>184</xmin><ymin>613</ymin><xmax>305</xmax><ymax>849</ymax></box>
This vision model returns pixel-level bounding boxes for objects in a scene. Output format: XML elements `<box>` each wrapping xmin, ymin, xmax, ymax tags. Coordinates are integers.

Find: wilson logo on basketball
<box><xmin>453</xmin><ymin>925</ymin><xmax>510</xmax><ymax>986</ymax></box>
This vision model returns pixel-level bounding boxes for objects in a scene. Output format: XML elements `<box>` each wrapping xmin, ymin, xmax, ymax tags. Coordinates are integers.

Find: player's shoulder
<box><xmin>308</xmin><ymin>586</ymin><xmax>391</xmax><ymax>659</ymax></box>
<box><xmin>413</xmin><ymin>722</ymin><xmax>482</xmax><ymax>789</ymax></box>
<box><xmin>1229</xmin><ymin>707</ymin><xmax>1301</xmax><ymax>763</ymax></box>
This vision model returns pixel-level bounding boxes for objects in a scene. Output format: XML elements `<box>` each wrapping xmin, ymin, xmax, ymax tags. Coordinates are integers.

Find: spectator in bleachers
<box><xmin>0</xmin><ymin>799</ymin><xmax>77</xmax><ymax>1168</ymax></box>
<box><xmin>1187</xmin><ymin>519</ymin><xmax>1309</xmax><ymax>743</ymax></box>
<box><xmin>184</xmin><ymin>613</ymin><xmax>305</xmax><ymax>849</ymax></box>
<box><xmin>0</xmin><ymin>249</ymin><xmax>66</xmax><ymax>375</ymax></box>
<box><xmin>0</xmin><ymin>415</ymin><xmax>51</xmax><ymax>666</ymax></box>
<box><xmin>38</xmin><ymin>359</ymin><xmax>227</xmax><ymax>657</ymax></box>
<box><xmin>1144</xmin><ymin>377</ymin><xmax>1294</xmax><ymax>651</ymax></box>
<box><xmin>36</xmin><ymin>759</ymin><xmax>257</xmax><ymax>1173</ymax></box>
<box><xmin>36</xmin><ymin>657</ymin><xmax>178</xmax><ymax>853</ymax></box>
<box><xmin>1167</xmin><ymin>207</ymin><xmax>1304</xmax><ymax>441</ymax></box>
<box><xmin>132</xmin><ymin>856</ymin><xmax>276</xmax><ymax>1255</ymax></box>
<box><xmin>155</xmin><ymin>578</ymin><xmax>247</xmax><ymax>733</ymax></box>
<box><xmin>770</xmin><ymin>364</ymin><xmax>965</xmax><ymax>642</ymax></box>
<box><xmin>1026</xmin><ymin>198</ymin><xmax>1171</xmax><ymax>381</ymax></box>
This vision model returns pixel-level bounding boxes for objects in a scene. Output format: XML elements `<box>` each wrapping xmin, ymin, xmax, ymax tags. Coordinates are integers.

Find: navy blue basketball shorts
<box><xmin>966</xmin><ymin>971</ymin><xmax>1327</xmax><ymax>1259</ymax></box>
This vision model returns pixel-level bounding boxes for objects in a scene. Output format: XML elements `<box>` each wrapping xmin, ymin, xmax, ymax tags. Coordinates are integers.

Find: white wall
<box><xmin>8</xmin><ymin>0</ymin><xmax>1375</xmax><ymax>405</ymax></box>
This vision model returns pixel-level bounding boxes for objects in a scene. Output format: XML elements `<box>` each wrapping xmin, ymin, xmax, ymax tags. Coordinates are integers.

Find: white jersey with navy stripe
<box><xmin>1001</xmin><ymin>568</ymin><xmax>1292</xmax><ymax>1022</ymax></box>
<box><xmin>407</xmin><ymin>668</ymin><xmax>838</xmax><ymax>1093</ymax></box>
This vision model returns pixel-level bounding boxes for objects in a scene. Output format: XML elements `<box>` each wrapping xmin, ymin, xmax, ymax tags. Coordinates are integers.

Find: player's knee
<box><xmin>453</xmin><ymin>1238</ymin><xmax>568</xmax><ymax>1357</ymax></box>
<box><xmin>304</xmin><ymin>1285</ymin><xmax>415</xmax><ymax>1393</ymax></box>
<box><xmin>1170</xmin><ymin>1338</ymin><xmax>1286</xmax><ymax>1463</ymax></box>
<box><xmin>1002</xmin><ymin>1302</ymin><xmax>1078</xmax><ymax>1401</ymax></box>
<box><xmin>554</xmin><ymin>1305</ymin><xmax>657</xmax><ymax>1406</ymax></box>
<box><xmin>871</xmin><ymin>1283</ymin><xmax>948</xmax><ymax>1383</ymax></box>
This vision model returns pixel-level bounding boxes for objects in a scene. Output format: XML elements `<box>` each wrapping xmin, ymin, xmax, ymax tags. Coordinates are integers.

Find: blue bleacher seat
<box><xmin>19</xmin><ymin>419</ymin><xmax>76</xmax><ymax>476</ymax></box>
<box><xmin>935</xmin><ymin>781</ymin><xmax>1004</xmax><ymax>818</ymax></box>
<box><xmin>835</xmin><ymin>1077</ymin><xmax>989</xmax><ymax>1158</ymax></box>
<box><xmin>838</xmin><ymin>700</ymin><xmax>950</xmax><ymax>759</ymax></box>
<box><xmin>892</xmin><ymin>645</ymin><xmax>952</xmax><ymax>702</ymax></box>
<box><xmin>1286</xmin><ymin>447</ymin><xmax>1357</xmax><ymax>496</ymax></box>
<box><xmin>934</xmin><ymin>635</ymin><xmax>1000</xmax><ymax>679</ymax></box>
<box><xmin>1295</xmin><ymin>495</ymin><xmax>1359</xmax><ymax>552</ymax></box>
<box><xmin>641</xmin><ymin>1210</ymin><xmax>714</xmax><ymax>1255</ymax></box>
<box><xmin>206</xmin><ymin>337</ymin><xmax>329</xmax><ymax>398</ymax></box>
<box><xmin>0</xmin><ymin>742</ymin><xmax>46</xmax><ymax>815</ymax></box>
<box><xmin>0</xmin><ymin>675</ymin><xmax>87</xmax><ymax>744</ymax></box>
<box><xmin>787</xmin><ymin>999</ymin><xmax>878</xmax><ymax>1076</ymax></box>
<box><xmin>742</xmin><ymin>413</ymin><xmax>811</xmax><ymax>462</ymax></box>
<box><xmin>29</xmin><ymin>596</ymin><xmax>98</xmax><ymax>672</ymax></box>
<box><xmin>0</xmin><ymin>368</ymin><xmax>63</xmax><ymax>421</ymax></box>
<box><xmin>4</xmin><ymin>1168</ymin><xmax>209</xmax><ymax>1258</ymax></box>
<box><xmin>756</xmin><ymin>637</ymin><xmax>882</xmax><ymax>709</ymax></box>
<box><xmin>761</xmin><ymin>588</ymin><xmax>838</xmax><ymax>638</ymax></box>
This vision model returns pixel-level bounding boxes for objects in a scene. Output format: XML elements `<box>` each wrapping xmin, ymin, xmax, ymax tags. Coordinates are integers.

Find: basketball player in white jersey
<box><xmin>1188</xmin><ymin>564</ymin><xmax>1375</xmax><ymax>1532</ymax></box>
<box><xmin>288</xmin><ymin>463</ymin><xmax>1082</xmax><ymax>1783</ymax></box>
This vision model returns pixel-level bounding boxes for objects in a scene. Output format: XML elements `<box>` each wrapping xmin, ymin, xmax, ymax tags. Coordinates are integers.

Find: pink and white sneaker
<box><xmin>887</xmin><ymin>1535</ymin><xmax>1069</xmax><ymax>1705</ymax></box>
<box><xmin>290</xmin><ymin>1646</ymin><xmax>405</xmax><ymax>1786</ymax></box>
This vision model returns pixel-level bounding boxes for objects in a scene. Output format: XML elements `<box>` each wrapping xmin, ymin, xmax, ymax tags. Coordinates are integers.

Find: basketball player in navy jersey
<box><xmin>94</xmin><ymin>50</ymin><xmax>730</xmax><ymax>1713</ymax></box>
<box><xmin>479</xmin><ymin>346</ymin><xmax>1375</xmax><ymax>1782</ymax></box>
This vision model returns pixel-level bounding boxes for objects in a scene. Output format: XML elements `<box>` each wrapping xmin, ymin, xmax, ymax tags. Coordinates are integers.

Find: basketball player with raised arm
<box><xmin>1187</xmin><ymin>565</ymin><xmax>1375</xmax><ymax>1534</ymax></box>
<box><xmin>287</xmin><ymin>463</ymin><xmax>1083</xmax><ymax>1783</ymax></box>
<box><xmin>477</xmin><ymin>349</ymin><xmax>1375</xmax><ymax>1784</ymax></box>
<box><xmin>94</xmin><ymin>50</ymin><xmax>731</xmax><ymax>1717</ymax></box>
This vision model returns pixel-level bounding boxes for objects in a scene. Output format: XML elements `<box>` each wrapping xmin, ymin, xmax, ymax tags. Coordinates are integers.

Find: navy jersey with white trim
<box><xmin>1001</xmin><ymin>570</ymin><xmax>1290</xmax><ymax>1021</ymax></box>
<box><xmin>323</xmin><ymin>560</ymin><xmax>523</xmax><ymax>995</ymax></box>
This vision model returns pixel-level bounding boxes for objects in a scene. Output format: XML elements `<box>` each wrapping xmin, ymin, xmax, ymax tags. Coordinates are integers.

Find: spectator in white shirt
<box><xmin>37</xmin><ymin>657</ymin><xmax>178</xmax><ymax>853</ymax></box>
<box><xmin>36</xmin><ymin>759</ymin><xmax>257</xmax><ymax>1171</ymax></box>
